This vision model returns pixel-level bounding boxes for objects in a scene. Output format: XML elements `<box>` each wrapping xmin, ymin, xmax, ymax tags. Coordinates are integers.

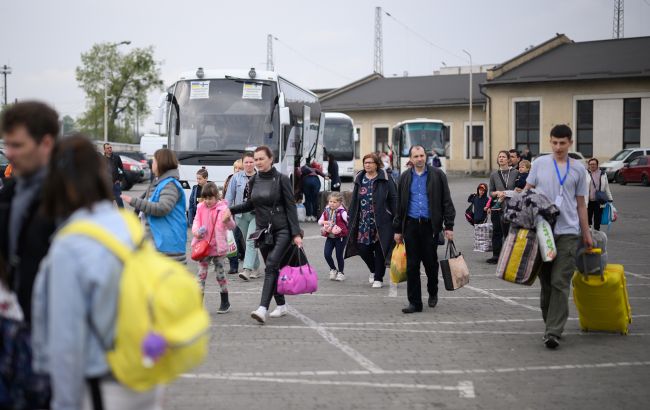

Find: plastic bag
<box><xmin>389</xmin><ymin>243</ymin><xmax>407</xmax><ymax>284</ymax></box>
<box><xmin>535</xmin><ymin>216</ymin><xmax>556</xmax><ymax>262</ymax></box>
<box><xmin>226</xmin><ymin>230</ymin><xmax>238</xmax><ymax>258</ymax></box>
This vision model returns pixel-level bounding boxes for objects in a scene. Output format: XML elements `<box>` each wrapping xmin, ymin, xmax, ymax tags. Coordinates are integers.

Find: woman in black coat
<box><xmin>344</xmin><ymin>152</ymin><xmax>398</xmax><ymax>288</ymax></box>
<box><xmin>327</xmin><ymin>152</ymin><xmax>341</xmax><ymax>192</ymax></box>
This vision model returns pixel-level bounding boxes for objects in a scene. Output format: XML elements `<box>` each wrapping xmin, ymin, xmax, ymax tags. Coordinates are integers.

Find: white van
<box><xmin>139</xmin><ymin>134</ymin><xmax>167</xmax><ymax>158</ymax></box>
<box><xmin>601</xmin><ymin>148</ymin><xmax>650</xmax><ymax>182</ymax></box>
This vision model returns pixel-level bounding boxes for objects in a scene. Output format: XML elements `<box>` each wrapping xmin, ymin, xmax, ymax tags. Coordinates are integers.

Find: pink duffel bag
<box><xmin>277</xmin><ymin>246</ymin><xmax>318</xmax><ymax>295</ymax></box>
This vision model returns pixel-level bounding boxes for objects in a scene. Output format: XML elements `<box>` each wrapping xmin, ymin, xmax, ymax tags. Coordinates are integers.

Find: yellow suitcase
<box><xmin>572</xmin><ymin>264</ymin><xmax>632</xmax><ymax>335</ymax></box>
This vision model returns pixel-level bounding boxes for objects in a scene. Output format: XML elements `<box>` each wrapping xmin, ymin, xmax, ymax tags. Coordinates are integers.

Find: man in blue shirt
<box><xmin>393</xmin><ymin>146</ymin><xmax>455</xmax><ymax>313</ymax></box>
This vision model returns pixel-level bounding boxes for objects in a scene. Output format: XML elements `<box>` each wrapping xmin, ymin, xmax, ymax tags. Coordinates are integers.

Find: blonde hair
<box><xmin>233</xmin><ymin>159</ymin><xmax>242</xmax><ymax>172</ymax></box>
<box><xmin>327</xmin><ymin>192</ymin><xmax>343</xmax><ymax>204</ymax></box>
<box><xmin>519</xmin><ymin>160</ymin><xmax>531</xmax><ymax>171</ymax></box>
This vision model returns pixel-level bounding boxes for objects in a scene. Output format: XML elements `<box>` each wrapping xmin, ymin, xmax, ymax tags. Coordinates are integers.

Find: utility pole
<box><xmin>463</xmin><ymin>50</ymin><xmax>473</xmax><ymax>175</ymax></box>
<box><xmin>613</xmin><ymin>0</ymin><xmax>624</xmax><ymax>39</ymax></box>
<box><xmin>266</xmin><ymin>34</ymin><xmax>274</xmax><ymax>71</ymax></box>
<box><xmin>104</xmin><ymin>41</ymin><xmax>131</xmax><ymax>143</ymax></box>
<box><xmin>374</xmin><ymin>7</ymin><xmax>383</xmax><ymax>75</ymax></box>
<box><xmin>0</xmin><ymin>65</ymin><xmax>11</xmax><ymax>106</ymax></box>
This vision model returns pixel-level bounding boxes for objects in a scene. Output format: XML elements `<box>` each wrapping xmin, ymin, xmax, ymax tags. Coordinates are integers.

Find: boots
<box><xmin>217</xmin><ymin>292</ymin><xmax>231</xmax><ymax>314</ymax></box>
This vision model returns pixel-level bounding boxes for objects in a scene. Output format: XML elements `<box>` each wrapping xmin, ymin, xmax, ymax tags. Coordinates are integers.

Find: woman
<box><xmin>587</xmin><ymin>158</ymin><xmax>613</xmax><ymax>231</ymax></box>
<box><xmin>225</xmin><ymin>152</ymin><xmax>261</xmax><ymax>280</ymax></box>
<box><xmin>486</xmin><ymin>150</ymin><xmax>519</xmax><ymax>264</ymax></box>
<box><xmin>300</xmin><ymin>160</ymin><xmax>327</xmax><ymax>221</ymax></box>
<box><xmin>221</xmin><ymin>146</ymin><xmax>302</xmax><ymax>324</ymax></box>
<box><xmin>122</xmin><ymin>149</ymin><xmax>187</xmax><ymax>263</ymax></box>
<box><xmin>327</xmin><ymin>152</ymin><xmax>341</xmax><ymax>192</ymax></box>
<box><xmin>32</xmin><ymin>135</ymin><xmax>162</xmax><ymax>409</ymax></box>
<box><xmin>222</xmin><ymin>159</ymin><xmax>244</xmax><ymax>275</ymax></box>
<box><xmin>344</xmin><ymin>152</ymin><xmax>398</xmax><ymax>288</ymax></box>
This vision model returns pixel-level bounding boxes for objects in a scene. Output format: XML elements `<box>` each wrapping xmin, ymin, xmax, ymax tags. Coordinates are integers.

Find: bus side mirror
<box><xmin>280</xmin><ymin>107</ymin><xmax>290</xmax><ymax>126</ymax></box>
<box><xmin>153</xmin><ymin>93</ymin><xmax>169</xmax><ymax>125</ymax></box>
<box><xmin>354</xmin><ymin>131</ymin><xmax>359</xmax><ymax>142</ymax></box>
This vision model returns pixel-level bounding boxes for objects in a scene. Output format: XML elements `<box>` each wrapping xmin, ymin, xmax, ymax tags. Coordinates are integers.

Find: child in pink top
<box><xmin>192</xmin><ymin>182</ymin><xmax>236</xmax><ymax>313</ymax></box>
<box><xmin>318</xmin><ymin>192</ymin><xmax>349</xmax><ymax>282</ymax></box>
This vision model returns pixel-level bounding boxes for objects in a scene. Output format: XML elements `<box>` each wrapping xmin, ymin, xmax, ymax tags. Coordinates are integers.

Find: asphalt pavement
<box><xmin>128</xmin><ymin>177</ymin><xmax>650</xmax><ymax>410</ymax></box>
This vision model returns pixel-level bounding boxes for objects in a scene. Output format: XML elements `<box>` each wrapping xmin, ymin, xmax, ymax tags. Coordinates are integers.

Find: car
<box><xmin>617</xmin><ymin>155</ymin><xmax>650</xmax><ymax>186</ymax></box>
<box><xmin>532</xmin><ymin>151</ymin><xmax>588</xmax><ymax>167</ymax></box>
<box><xmin>115</xmin><ymin>151</ymin><xmax>151</xmax><ymax>181</ymax></box>
<box><xmin>120</xmin><ymin>155</ymin><xmax>145</xmax><ymax>191</ymax></box>
<box><xmin>0</xmin><ymin>150</ymin><xmax>9</xmax><ymax>179</ymax></box>
<box><xmin>600</xmin><ymin>148</ymin><xmax>650</xmax><ymax>183</ymax></box>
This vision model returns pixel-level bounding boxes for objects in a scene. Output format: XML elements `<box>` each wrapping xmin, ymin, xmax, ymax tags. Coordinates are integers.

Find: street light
<box><xmin>462</xmin><ymin>49</ymin><xmax>473</xmax><ymax>175</ymax></box>
<box><xmin>104</xmin><ymin>41</ymin><xmax>131</xmax><ymax>143</ymax></box>
<box><xmin>0</xmin><ymin>65</ymin><xmax>12</xmax><ymax>106</ymax></box>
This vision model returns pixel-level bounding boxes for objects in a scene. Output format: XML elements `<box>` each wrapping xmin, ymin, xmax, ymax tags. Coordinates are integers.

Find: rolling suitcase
<box><xmin>572</xmin><ymin>263</ymin><xmax>631</xmax><ymax>335</ymax></box>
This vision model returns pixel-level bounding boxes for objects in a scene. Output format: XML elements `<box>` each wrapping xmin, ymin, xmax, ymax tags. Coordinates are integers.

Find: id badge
<box><xmin>554</xmin><ymin>195</ymin><xmax>563</xmax><ymax>207</ymax></box>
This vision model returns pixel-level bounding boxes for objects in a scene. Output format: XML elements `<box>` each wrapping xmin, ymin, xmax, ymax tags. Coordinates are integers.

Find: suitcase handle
<box><xmin>586</xmin><ymin>248</ymin><xmax>602</xmax><ymax>255</ymax></box>
<box><xmin>580</xmin><ymin>250</ymin><xmax>604</xmax><ymax>281</ymax></box>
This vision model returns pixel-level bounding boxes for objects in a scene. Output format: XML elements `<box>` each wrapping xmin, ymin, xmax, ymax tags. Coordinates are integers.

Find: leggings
<box><xmin>258</xmin><ymin>228</ymin><xmax>292</xmax><ymax>308</ymax></box>
<box><xmin>324</xmin><ymin>237</ymin><xmax>347</xmax><ymax>272</ymax></box>
<box><xmin>197</xmin><ymin>256</ymin><xmax>227</xmax><ymax>293</ymax></box>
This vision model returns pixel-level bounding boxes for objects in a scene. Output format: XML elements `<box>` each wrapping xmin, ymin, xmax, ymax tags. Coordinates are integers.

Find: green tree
<box><xmin>62</xmin><ymin>115</ymin><xmax>76</xmax><ymax>135</ymax></box>
<box><xmin>76</xmin><ymin>43</ymin><xmax>163</xmax><ymax>142</ymax></box>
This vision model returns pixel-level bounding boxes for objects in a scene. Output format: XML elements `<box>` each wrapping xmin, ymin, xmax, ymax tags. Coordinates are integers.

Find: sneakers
<box><xmin>239</xmin><ymin>269</ymin><xmax>251</xmax><ymax>281</ymax></box>
<box><xmin>543</xmin><ymin>334</ymin><xmax>560</xmax><ymax>349</ymax></box>
<box><xmin>369</xmin><ymin>273</ymin><xmax>375</xmax><ymax>284</ymax></box>
<box><xmin>372</xmin><ymin>281</ymin><xmax>383</xmax><ymax>288</ymax></box>
<box><xmin>335</xmin><ymin>272</ymin><xmax>345</xmax><ymax>281</ymax></box>
<box><xmin>249</xmin><ymin>269</ymin><xmax>260</xmax><ymax>279</ymax></box>
<box><xmin>305</xmin><ymin>216</ymin><xmax>316</xmax><ymax>222</ymax></box>
<box><xmin>269</xmin><ymin>304</ymin><xmax>288</xmax><ymax>318</ymax></box>
<box><xmin>329</xmin><ymin>269</ymin><xmax>338</xmax><ymax>280</ymax></box>
<box><xmin>251</xmin><ymin>307</ymin><xmax>267</xmax><ymax>324</ymax></box>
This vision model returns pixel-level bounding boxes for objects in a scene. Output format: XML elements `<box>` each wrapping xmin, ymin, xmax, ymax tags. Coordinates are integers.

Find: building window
<box><xmin>355</xmin><ymin>127</ymin><xmax>361</xmax><ymax>159</ymax></box>
<box><xmin>515</xmin><ymin>101</ymin><xmax>540</xmax><ymax>155</ymax></box>
<box><xmin>374</xmin><ymin>127</ymin><xmax>389</xmax><ymax>154</ymax></box>
<box><xmin>576</xmin><ymin>100</ymin><xmax>593</xmax><ymax>157</ymax></box>
<box><xmin>623</xmin><ymin>98</ymin><xmax>641</xmax><ymax>149</ymax></box>
<box><xmin>466</xmin><ymin>125</ymin><xmax>484</xmax><ymax>159</ymax></box>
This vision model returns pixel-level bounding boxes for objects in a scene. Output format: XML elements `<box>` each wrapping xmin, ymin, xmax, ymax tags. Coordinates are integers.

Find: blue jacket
<box><xmin>225</xmin><ymin>171</ymin><xmax>256</xmax><ymax>207</ymax></box>
<box><xmin>147</xmin><ymin>177</ymin><xmax>187</xmax><ymax>254</ymax></box>
<box><xmin>188</xmin><ymin>184</ymin><xmax>202</xmax><ymax>227</ymax></box>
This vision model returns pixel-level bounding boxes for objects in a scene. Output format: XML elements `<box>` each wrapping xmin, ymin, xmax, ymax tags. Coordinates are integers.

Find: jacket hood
<box><xmin>154</xmin><ymin>169</ymin><xmax>180</xmax><ymax>186</ymax></box>
<box><xmin>216</xmin><ymin>199</ymin><xmax>230</xmax><ymax>211</ymax></box>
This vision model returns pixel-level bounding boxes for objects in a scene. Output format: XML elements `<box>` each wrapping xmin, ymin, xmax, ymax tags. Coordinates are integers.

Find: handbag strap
<box><xmin>446</xmin><ymin>240</ymin><xmax>459</xmax><ymax>258</ymax></box>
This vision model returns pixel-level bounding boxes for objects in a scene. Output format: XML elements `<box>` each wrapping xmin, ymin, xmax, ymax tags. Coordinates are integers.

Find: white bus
<box><xmin>322</xmin><ymin>112</ymin><xmax>355</xmax><ymax>181</ymax></box>
<box><xmin>155</xmin><ymin>67</ymin><xmax>323</xmax><ymax>201</ymax></box>
<box><xmin>392</xmin><ymin>118</ymin><xmax>449</xmax><ymax>173</ymax></box>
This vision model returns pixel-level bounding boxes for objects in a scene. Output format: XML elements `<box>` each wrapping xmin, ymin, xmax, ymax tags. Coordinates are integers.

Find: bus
<box><xmin>392</xmin><ymin>118</ymin><xmax>448</xmax><ymax>173</ymax></box>
<box><xmin>322</xmin><ymin>112</ymin><xmax>356</xmax><ymax>181</ymax></box>
<box><xmin>154</xmin><ymin>67</ymin><xmax>323</xmax><ymax>202</ymax></box>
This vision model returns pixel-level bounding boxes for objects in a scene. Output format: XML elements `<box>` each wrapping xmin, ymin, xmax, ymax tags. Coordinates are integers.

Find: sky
<box><xmin>1</xmin><ymin>0</ymin><xmax>649</xmax><ymax>134</ymax></box>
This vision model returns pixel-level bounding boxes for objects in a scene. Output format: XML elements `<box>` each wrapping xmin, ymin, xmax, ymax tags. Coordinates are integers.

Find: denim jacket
<box><xmin>31</xmin><ymin>201</ymin><xmax>133</xmax><ymax>410</ymax></box>
<box><xmin>225</xmin><ymin>170</ymin><xmax>256</xmax><ymax>207</ymax></box>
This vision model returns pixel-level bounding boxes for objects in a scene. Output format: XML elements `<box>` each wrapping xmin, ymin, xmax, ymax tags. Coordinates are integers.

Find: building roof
<box><xmin>320</xmin><ymin>73</ymin><xmax>486</xmax><ymax>111</ymax></box>
<box><xmin>486</xmin><ymin>35</ymin><xmax>650</xmax><ymax>85</ymax></box>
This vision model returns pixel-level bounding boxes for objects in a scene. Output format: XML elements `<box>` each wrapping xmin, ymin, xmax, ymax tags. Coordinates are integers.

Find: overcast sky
<box><xmin>1</xmin><ymin>0</ymin><xmax>649</xmax><ymax>133</ymax></box>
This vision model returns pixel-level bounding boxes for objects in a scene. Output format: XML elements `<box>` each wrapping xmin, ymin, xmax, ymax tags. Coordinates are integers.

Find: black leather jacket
<box><xmin>230</xmin><ymin>168</ymin><xmax>301</xmax><ymax>238</ymax></box>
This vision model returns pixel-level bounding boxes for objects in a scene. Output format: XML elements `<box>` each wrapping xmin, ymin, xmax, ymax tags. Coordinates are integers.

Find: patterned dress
<box><xmin>357</xmin><ymin>175</ymin><xmax>377</xmax><ymax>245</ymax></box>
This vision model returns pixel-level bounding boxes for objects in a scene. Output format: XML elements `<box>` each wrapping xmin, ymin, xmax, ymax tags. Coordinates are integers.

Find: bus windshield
<box><xmin>169</xmin><ymin>79</ymin><xmax>279</xmax><ymax>154</ymax></box>
<box><xmin>400</xmin><ymin>122</ymin><xmax>445</xmax><ymax>157</ymax></box>
<box><xmin>323</xmin><ymin>119</ymin><xmax>354</xmax><ymax>161</ymax></box>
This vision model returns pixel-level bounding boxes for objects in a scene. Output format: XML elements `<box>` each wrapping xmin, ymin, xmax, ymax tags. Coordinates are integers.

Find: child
<box><xmin>318</xmin><ymin>192</ymin><xmax>349</xmax><ymax>281</ymax></box>
<box><xmin>515</xmin><ymin>160</ymin><xmax>531</xmax><ymax>191</ymax></box>
<box><xmin>191</xmin><ymin>182</ymin><xmax>236</xmax><ymax>313</ymax></box>
<box><xmin>467</xmin><ymin>183</ymin><xmax>491</xmax><ymax>224</ymax></box>
<box><xmin>188</xmin><ymin>168</ymin><xmax>209</xmax><ymax>227</ymax></box>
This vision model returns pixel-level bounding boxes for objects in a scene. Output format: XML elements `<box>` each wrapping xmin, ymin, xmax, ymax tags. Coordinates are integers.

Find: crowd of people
<box><xmin>0</xmin><ymin>101</ymin><xmax>613</xmax><ymax>408</ymax></box>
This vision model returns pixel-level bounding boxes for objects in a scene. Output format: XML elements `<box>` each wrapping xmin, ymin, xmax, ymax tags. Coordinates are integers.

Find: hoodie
<box><xmin>191</xmin><ymin>199</ymin><xmax>236</xmax><ymax>257</ymax></box>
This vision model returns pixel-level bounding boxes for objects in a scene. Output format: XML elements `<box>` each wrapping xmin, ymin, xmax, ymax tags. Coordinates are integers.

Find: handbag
<box><xmin>440</xmin><ymin>240</ymin><xmax>470</xmax><ymax>291</ymax></box>
<box><xmin>591</xmin><ymin>173</ymin><xmax>609</xmax><ymax>204</ymax></box>
<box><xmin>191</xmin><ymin>212</ymin><xmax>216</xmax><ymax>261</ymax></box>
<box><xmin>277</xmin><ymin>246</ymin><xmax>318</xmax><ymax>295</ymax></box>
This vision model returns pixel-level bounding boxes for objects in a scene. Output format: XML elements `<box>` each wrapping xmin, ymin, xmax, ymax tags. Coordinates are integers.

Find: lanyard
<box><xmin>553</xmin><ymin>158</ymin><xmax>570</xmax><ymax>187</ymax></box>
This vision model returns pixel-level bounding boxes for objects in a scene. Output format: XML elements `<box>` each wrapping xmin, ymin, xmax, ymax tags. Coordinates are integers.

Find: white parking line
<box><xmin>465</xmin><ymin>285</ymin><xmax>541</xmax><ymax>312</ymax></box>
<box><xmin>626</xmin><ymin>271</ymin><xmax>650</xmax><ymax>280</ymax></box>
<box><xmin>287</xmin><ymin>305</ymin><xmax>384</xmax><ymax>374</ymax></box>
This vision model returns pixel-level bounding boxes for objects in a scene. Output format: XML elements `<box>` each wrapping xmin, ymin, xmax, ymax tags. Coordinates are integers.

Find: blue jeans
<box><xmin>113</xmin><ymin>181</ymin><xmax>124</xmax><ymax>208</ymax></box>
<box><xmin>235</xmin><ymin>212</ymin><xmax>260</xmax><ymax>271</ymax></box>
<box><xmin>324</xmin><ymin>237</ymin><xmax>347</xmax><ymax>272</ymax></box>
<box><xmin>302</xmin><ymin>176</ymin><xmax>321</xmax><ymax>217</ymax></box>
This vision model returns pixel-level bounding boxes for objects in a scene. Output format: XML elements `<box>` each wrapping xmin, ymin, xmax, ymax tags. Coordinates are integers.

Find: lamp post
<box><xmin>0</xmin><ymin>65</ymin><xmax>11</xmax><ymax>106</ymax></box>
<box><xmin>104</xmin><ymin>41</ymin><xmax>131</xmax><ymax>143</ymax></box>
<box><xmin>462</xmin><ymin>49</ymin><xmax>473</xmax><ymax>175</ymax></box>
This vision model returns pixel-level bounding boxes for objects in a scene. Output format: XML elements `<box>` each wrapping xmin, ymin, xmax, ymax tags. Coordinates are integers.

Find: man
<box><xmin>393</xmin><ymin>145</ymin><xmax>455</xmax><ymax>314</ymax></box>
<box><xmin>104</xmin><ymin>142</ymin><xmax>125</xmax><ymax>207</ymax></box>
<box><xmin>509</xmin><ymin>149</ymin><xmax>521</xmax><ymax>169</ymax></box>
<box><xmin>521</xmin><ymin>146</ymin><xmax>533</xmax><ymax>162</ymax></box>
<box><xmin>525</xmin><ymin>124</ymin><xmax>592</xmax><ymax>349</ymax></box>
<box><xmin>0</xmin><ymin>101</ymin><xmax>58</xmax><ymax>323</ymax></box>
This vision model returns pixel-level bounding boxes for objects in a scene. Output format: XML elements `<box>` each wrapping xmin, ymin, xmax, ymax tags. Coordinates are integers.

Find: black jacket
<box><xmin>230</xmin><ymin>168</ymin><xmax>301</xmax><ymax>238</ymax></box>
<box><xmin>393</xmin><ymin>165</ymin><xmax>456</xmax><ymax>235</ymax></box>
<box><xmin>105</xmin><ymin>154</ymin><xmax>124</xmax><ymax>183</ymax></box>
<box><xmin>0</xmin><ymin>178</ymin><xmax>56</xmax><ymax>323</ymax></box>
<box><xmin>344</xmin><ymin>169</ymin><xmax>398</xmax><ymax>261</ymax></box>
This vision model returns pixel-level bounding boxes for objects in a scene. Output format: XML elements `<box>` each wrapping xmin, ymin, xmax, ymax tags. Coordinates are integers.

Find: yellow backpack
<box><xmin>58</xmin><ymin>210</ymin><xmax>209</xmax><ymax>391</ymax></box>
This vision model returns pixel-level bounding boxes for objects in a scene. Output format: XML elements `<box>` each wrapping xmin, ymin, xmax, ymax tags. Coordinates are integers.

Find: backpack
<box><xmin>58</xmin><ymin>210</ymin><xmax>209</xmax><ymax>392</ymax></box>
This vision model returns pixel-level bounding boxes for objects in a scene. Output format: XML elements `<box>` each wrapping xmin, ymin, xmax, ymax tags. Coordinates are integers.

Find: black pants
<box><xmin>404</xmin><ymin>218</ymin><xmax>439</xmax><ymax>308</ymax></box>
<box><xmin>491</xmin><ymin>211</ymin><xmax>509</xmax><ymax>258</ymax></box>
<box><xmin>324</xmin><ymin>237</ymin><xmax>346</xmax><ymax>272</ymax></box>
<box><xmin>357</xmin><ymin>241</ymin><xmax>386</xmax><ymax>282</ymax></box>
<box><xmin>259</xmin><ymin>228</ymin><xmax>292</xmax><ymax>308</ymax></box>
<box><xmin>587</xmin><ymin>201</ymin><xmax>603</xmax><ymax>231</ymax></box>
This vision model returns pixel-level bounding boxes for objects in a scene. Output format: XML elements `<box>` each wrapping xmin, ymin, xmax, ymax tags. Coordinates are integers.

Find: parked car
<box><xmin>0</xmin><ymin>150</ymin><xmax>9</xmax><ymax>179</ymax></box>
<box><xmin>600</xmin><ymin>148</ymin><xmax>650</xmax><ymax>183</ymax></box>
<box><xmin>618</xmin><ymin>155</ymin><xmax>650</xmax><ymax>186</ymax></box>
<box><xmin>115</xmin><ymin>151</ymin><xmax>151</xmax><ymax>181</ymax></box>
<box><xmin>120</xmin><ymin>155</ymin><xmax>145</xmax><ymax>191</ymax></box>
<box><xmin>533</xmin><ymin>151</ymin><xmax>588</xmax><ymax>167</ymax></box>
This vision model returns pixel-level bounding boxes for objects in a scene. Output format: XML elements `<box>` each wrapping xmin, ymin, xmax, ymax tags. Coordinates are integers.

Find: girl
<box><xmin>318</xmin><ymin>192</ymin><xmax>349</xmax><ymax>281</ymax></box>
<box><xmin>192</xmin><ymin>182</ymin><xmax>236</xmax><ymax>313</ymax></box>
<box><xmin>188</xmin><ymin>168</ymin><xmax>209</xmax><ymax>227</ymax></box>
<box><xmin>467</xmin><ymin>183</ymin><xmax>491</xmax><ymax>224</ymax></box>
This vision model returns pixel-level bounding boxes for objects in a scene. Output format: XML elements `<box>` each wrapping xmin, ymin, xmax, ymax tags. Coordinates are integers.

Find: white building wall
<box><xmin>593</xmin><ymin>99</ymin><xmax>623</xmax><ymax>158</ymax></box>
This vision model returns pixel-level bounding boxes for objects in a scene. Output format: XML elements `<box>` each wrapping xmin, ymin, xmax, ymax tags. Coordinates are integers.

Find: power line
<box><xmin>272</xmin><ymin>36</ymin><xmax>352</xmax><ymax>81</ymax></box>
<box><xmin>383</xmin><ymin>10</ymin><xmax>467</xmax><ymax>64</ymax></box>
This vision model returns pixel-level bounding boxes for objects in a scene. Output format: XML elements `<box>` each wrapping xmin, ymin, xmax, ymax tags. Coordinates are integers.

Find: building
<box><xmin>482</xmin><ymin>34</ymin><xmax>650</xmax><ymax>166</ymax></box>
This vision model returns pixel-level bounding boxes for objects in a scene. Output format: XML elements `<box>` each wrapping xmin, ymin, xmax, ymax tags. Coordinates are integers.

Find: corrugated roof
<box><xmin>320</xmin><ymin>73</ymin><xmax>486</xmax><ymax>111</ymax></box>
<box><xmin>486</xmin><ymin>36</ymin><xmax>650</xmax><ymax>84</ymax></box>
